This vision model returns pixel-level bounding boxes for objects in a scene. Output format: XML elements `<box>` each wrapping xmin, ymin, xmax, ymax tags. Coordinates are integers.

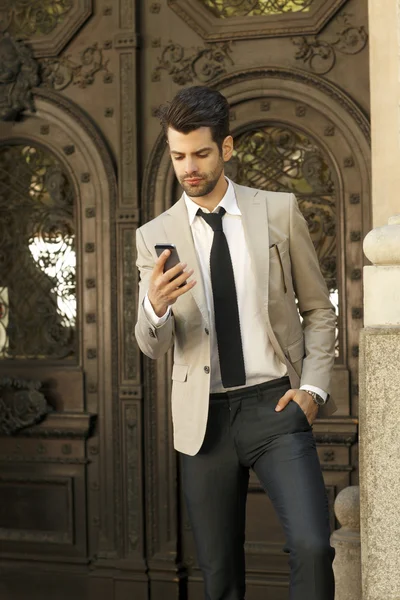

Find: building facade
<box><xmin>0</xmin><ymin>0</ymin><xmax>385</xmax><ymax>598</ymax></box>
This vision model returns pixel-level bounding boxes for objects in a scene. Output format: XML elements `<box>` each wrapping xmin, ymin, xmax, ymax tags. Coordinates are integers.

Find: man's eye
<box><xmin>173</xmin><ymin>156</ymin><xmax>184</xmax><ymax>161</ymax></box>
<box><xmin>198</xmin><ymin>154</ymin><xmax>209</xmax><ymax>159</ymax></box>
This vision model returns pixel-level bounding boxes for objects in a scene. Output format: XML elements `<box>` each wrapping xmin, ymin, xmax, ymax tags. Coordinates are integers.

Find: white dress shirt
<box><xmin>143</xmin><ymin>178</ymin><xmax>327</xmax><ymax>399</ymax></box>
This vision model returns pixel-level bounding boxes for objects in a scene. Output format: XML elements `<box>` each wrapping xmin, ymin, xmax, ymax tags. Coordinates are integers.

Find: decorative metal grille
<box><xmin>0</xmin><ymin>144</ymin><xmax>76</xmax><ymax>359</ymax></box>
<box><xmin>228</xmin><ymin>126</ymin><xmax>339</xmax><ymax>355</ymax></box>
<box><xmin>0</xmin><ymin>0</ymin><xmax>73</xmax><ymax>36</ymax></box>
<box><xmin>201</xmin><ymin>0</ymin><xmax>314</xmax><ymax>18</ymax></box>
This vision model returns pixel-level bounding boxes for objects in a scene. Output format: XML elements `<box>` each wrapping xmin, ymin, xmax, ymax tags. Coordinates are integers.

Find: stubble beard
<box><xmin>179</xmin><ymin>158</ymin><xmax>224</xmax><ymax>198</ymax></box>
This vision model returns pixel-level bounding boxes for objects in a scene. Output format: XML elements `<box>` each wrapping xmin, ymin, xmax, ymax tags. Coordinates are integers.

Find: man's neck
<box><xmin>188</xmin><ymin>175</ymin><xmax>228</xmax><ymax>213</ymax></box>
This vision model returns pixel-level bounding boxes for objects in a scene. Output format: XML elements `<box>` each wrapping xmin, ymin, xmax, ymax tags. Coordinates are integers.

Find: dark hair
<box><xmin>158</xmin><ymin>86</ymin><xmax>230</xmax><ymax>149</ymax></box>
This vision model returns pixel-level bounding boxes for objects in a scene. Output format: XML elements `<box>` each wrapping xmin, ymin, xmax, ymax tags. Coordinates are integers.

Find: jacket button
<box><xmin>204</xmin><ymin>366</ymin><xmax>210</xmax><ymax>374</ymax></box>
<box><xmin>148</xmin><ymin>328</ymin><xmax>156</xmax><ymax>338</ymax></box>
<box><xmin>205</xmin><ymin>328</ymin><xmax>209</xmax><ymax>335</ymax></box>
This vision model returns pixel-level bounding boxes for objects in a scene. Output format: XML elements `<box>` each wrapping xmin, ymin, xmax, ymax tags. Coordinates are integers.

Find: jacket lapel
<box><xmin>163</xmin><ymin>197</ymin><xmax>209</xmax><ymax>326</ymax></box>
<box><xmin>234</xmin><ymin>183</ymin><xmax>287</xmax><ymax>366</ymax></box>
<box><xmin>235</xmin><ymin>183</ymin><xmax>270</xmax><ymax>309</ymax></box>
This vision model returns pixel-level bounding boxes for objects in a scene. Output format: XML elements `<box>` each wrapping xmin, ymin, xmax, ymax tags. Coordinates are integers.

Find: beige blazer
<box><xmin>135</xmin><ymin>183</ymin><xmax>337</xmax><ymax>455</ymax></box>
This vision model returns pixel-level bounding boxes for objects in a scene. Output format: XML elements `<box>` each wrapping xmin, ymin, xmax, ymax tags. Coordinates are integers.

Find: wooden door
<box><xmin>0</xmin><ymin>1</ymin><xmax>369</xmax><ymax>599</ymax></box>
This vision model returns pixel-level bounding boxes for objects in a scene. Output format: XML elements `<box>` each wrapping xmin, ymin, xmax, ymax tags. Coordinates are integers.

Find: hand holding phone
<box><xmin>148</xmin><ymin>243</ymin><xmax>196</xmax><ymax>317</ymax></box>
<box><xmin>155</xmin><ymin>244</ymin><xmax>183</xmax><ymax>281</ymax></box>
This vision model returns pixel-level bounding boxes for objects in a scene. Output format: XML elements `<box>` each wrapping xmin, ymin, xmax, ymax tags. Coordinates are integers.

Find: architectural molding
<box><xmin>123</xmin><ymin>401</ymin><xmax>143</xmax><ymax>557</ymax></box>
<box><xmin>167</xmin><ymin>0</ymin><xmax>348</xmax><ymax>41</ymax></box>
<box><xmin>119</xmin><ymin>52</ymin><xmax>137</xmax><ymax>206</ymax></box>
<box><xmin>0</xmin><ymin>0</ymin><xmax>93</xmax><ymax>58</ymax></box>
<box><xmin>143</xmin><ymin>67</ymin><xmax>370</xmax><ymax>222</ymax></box>
<box><xmin>153</xmin><ymin>41</ymin><xmax>234</xmax><ymax>85</ymax></box>
<box><xmin>119</xmin><ymin>0</ymin><xmax>135</xmax><ymax>29</ymax></box>
<box><xmin>5</xmin><ymin>411</ymin><xmax>97</xmax><ymax>439</ymax></box>
<box><xmin>202</xmin><ymin>0</ymin><xmax>313</xmax><ymax>18</ymax></box>
<box><xmin>120</xmin><ymin>225</ymin><xmax>140</xmax><ymax>383</ymax></box>
<box><xmin>114</xmin><ymin>32</ymin><xmax>139</xmax><ymax>49</ymax></box>
<box><xmin>213</xmin><ymin>67</ymin><xmax>370</xmax><ymax>141</ymax></box>
<box><xmin>0</xmin><ymin>378</ymin><xmax>50</xmax><ymax>435</ymax></box>
<box><xmin>1</xmin><ymin>87</ymin><xmax>120</xmax><ymax>557</ymax></box>
<box><xmin>40</xmin><ymin>43</ymin><xmax>112</xmax><ymax>91</ymax></box>
<box><xmin>292</xmin><ymin>14</ymin><xmax>368</xmax><ymax>75</ymax></box>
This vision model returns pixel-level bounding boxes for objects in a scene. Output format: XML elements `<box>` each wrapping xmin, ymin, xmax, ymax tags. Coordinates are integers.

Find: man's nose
<box><xmin>185</xmin><ymin>159</ymin><xmax>198</xmax><ymax>174</ymax></box>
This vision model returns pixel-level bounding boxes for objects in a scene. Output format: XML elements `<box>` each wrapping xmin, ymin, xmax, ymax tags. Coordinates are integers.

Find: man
<box><xmin>135</xmin><ymin>86</ymin><xmax>336</xmax><ymax>600</ymax></box>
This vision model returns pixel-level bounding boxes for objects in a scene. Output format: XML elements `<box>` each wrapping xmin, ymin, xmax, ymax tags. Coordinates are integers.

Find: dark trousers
<box><xmin>181</xmin><ymin>376</ymin><xmax>335</xmax><ymax>600</ymax></box>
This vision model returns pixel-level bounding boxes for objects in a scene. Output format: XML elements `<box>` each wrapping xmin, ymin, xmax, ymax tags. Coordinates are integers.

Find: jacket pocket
<box><xmin>269</xmin><ymin>239</ymin><xmax>289</xmax><ymax>294</ymax></box>
<box><xmin>287</xmin><ymin>338</ymin><xmax>305</xmax><ymax>363</ymax></box>
<box><xmin>172</xmin><ymin>364</ymin><xmax>189</xmax><ymax>382</ymax></box>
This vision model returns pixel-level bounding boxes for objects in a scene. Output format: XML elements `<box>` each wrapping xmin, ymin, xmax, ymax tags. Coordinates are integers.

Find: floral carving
<box><xmin>153</xmin><ymin>41</ymin><xmax>234</xmax><ymax>85</ymax></box>
<box><xmin>0</xmin><ymin>378</ymin><xmax>50</xmax><ymax>435</ymax></box>
<box><xmin>0</xmin><ymin>0</ymin><xmax>73</xmax><ymax>37</ymax></box>
<box><xmin>0</xmin><ymin>33</ymin><xmax>40</xmax><ymax>120</ymax></box>
<box><xmin>40</xmin><ymin>43</ymin><xmax>111</xmax><ymax>90</ymax></box>
<box><xmin>292</xmin><ymin>14</ymin><xmax>368</xmax><ymax>75</ymax></box>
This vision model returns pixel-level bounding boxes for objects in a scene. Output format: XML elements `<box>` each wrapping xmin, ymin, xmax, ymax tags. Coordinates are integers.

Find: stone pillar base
<box><xmin>331</xmin><ymin>486</ymin><xmax>361</xmax><ymax>600</ymax></box>
<box><xmin>359</xmin><ymin>327</ymin><xmax>400</xmax><ymax>600</ymax></box>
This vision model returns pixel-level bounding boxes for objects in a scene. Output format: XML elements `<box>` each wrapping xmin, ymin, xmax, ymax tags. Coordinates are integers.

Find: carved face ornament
<box><xmin>0</xmin><ymin>36</ymin><xmax>21</xmax><ymax>83</ymax></box>
<box><xmin>0</xmin><ymin>34</ymin><xmax>39</xmax><ymax>120</ymax></box>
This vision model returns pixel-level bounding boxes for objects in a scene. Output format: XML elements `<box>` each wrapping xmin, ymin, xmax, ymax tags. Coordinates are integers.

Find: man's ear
<box><xmin>222</xmin><ymin>135</ymin><xmax>234</xmax><ymax>162</ymax></box>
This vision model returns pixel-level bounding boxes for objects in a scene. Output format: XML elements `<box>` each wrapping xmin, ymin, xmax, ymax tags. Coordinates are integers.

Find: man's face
<box><xmin>167</xmin><ymin>126</ymin><xmax>232</xmax><ymax>197</ymax></box>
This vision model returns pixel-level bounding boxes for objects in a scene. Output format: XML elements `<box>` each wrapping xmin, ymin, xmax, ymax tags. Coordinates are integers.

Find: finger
<box><xmin>310</xmin><ymin>402</ymin><xmax>319</xmax><ymax>419</ymax></box>
<box><xmin>275</xmin><ymin>388</ymin><xmax>296</xmax><ymax>412</ymax></box>
<box><xmin>167</xmin><ymin>274</ymin><xmax>196</xmax><ymax>300</ymax></box>
<box><xmin>151</xmin><ymin>269</ymin><xmax>194</xmax><ymax>308</ymax></box>
<box><xmin>153</xmin><ymin>250</ymin><xmax>171</xmax><ymax>275</ymax></box>
<box><xmin>169</xmin><ymin>278</ymin><xmax>197</xmax><ymax>301</ymax></box>
<box><xmin>165</xmin><ymin>268</ymin><xmax>193</xmax><ymax>291</ymax></box>
<box><xmin>163</xmin><ymin>261</ymin><xmax>188</xmax><ymax>283</ymax></box>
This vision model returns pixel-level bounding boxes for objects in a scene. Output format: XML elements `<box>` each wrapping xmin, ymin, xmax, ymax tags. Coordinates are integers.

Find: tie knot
<box><xmin>197</xmin><ymin>207</ymin><xmax>226</xmax><ymax>232</ymax></box>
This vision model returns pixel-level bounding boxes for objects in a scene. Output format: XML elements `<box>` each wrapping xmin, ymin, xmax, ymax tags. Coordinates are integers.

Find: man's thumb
<box><xmin>275</xmin><ymin>390</ymin><xmax>293</xmax><ymax>412</ymax></box>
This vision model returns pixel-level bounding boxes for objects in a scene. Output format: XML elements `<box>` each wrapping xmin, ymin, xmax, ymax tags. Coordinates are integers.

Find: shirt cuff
<box><xmin>143</xmin><ymin>294</ymin><xmax>171</xmax><ymax>327</ymax></box>
<box><xmin>300</xmin><ymin>384</ymin><xmax>328</xmax><ymax>402</ymax></box>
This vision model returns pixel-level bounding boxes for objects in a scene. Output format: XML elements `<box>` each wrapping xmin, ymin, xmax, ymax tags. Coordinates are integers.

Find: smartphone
<box><xmin>155</xmin><ymin>243</ymin><xmax>186</xmax><ymax>286</ymax></box>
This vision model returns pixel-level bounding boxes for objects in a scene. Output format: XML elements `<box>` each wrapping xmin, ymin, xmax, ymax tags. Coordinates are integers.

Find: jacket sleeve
<box><xmin>289</xmin><ymin>194</ymin><xmax>336</xmax><ymax>395</ymax></box>
<box><xmin>134</xmin><ymin>227</ymin><xmax>175</xmax><ymax>359</ymax></box>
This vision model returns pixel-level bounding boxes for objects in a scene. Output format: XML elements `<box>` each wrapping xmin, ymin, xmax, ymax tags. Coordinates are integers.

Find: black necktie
<box><xmin>198</xmin><ymin>207</ymin><xmax>246</xmax><ymax>388</ymax></box>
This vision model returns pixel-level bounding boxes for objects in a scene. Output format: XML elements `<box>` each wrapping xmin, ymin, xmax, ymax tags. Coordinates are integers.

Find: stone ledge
<box><xmin>361</xmin><ymin>326</ymin><xmax>400</xmax><ymax>335</ymax></box>
<box><xmin>0</xmin><ymin>412</ymin><xmax>97</xmax><ymax>439</ymax></box>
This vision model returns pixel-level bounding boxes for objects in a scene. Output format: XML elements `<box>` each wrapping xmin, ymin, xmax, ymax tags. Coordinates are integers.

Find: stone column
<box><xmin>359</xmin><ymin>216</ymin><xmax>400</xmax><ymax>600</ymax></box>
<box><xmin>360</xmin><ymin>0</ymin><xmax>400</xmax><ymax>596</ymax></box>
<box><xmin>368</xmin><ymin>0</ymin><xmax>400</xmax><ymax>226</ymax></box>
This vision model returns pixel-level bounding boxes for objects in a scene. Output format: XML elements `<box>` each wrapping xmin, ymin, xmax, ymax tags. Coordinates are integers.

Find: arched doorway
<box><xmin>141</xmin><ymin>68</ymin><xmax>370</xmax><ymax>599</ymax></box>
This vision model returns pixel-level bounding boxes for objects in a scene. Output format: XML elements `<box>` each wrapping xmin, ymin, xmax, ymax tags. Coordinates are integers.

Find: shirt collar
<box><xmin>184</xmin><ymin>177</ymin><xmax>241</xmax><ymax>226</ymax></box>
